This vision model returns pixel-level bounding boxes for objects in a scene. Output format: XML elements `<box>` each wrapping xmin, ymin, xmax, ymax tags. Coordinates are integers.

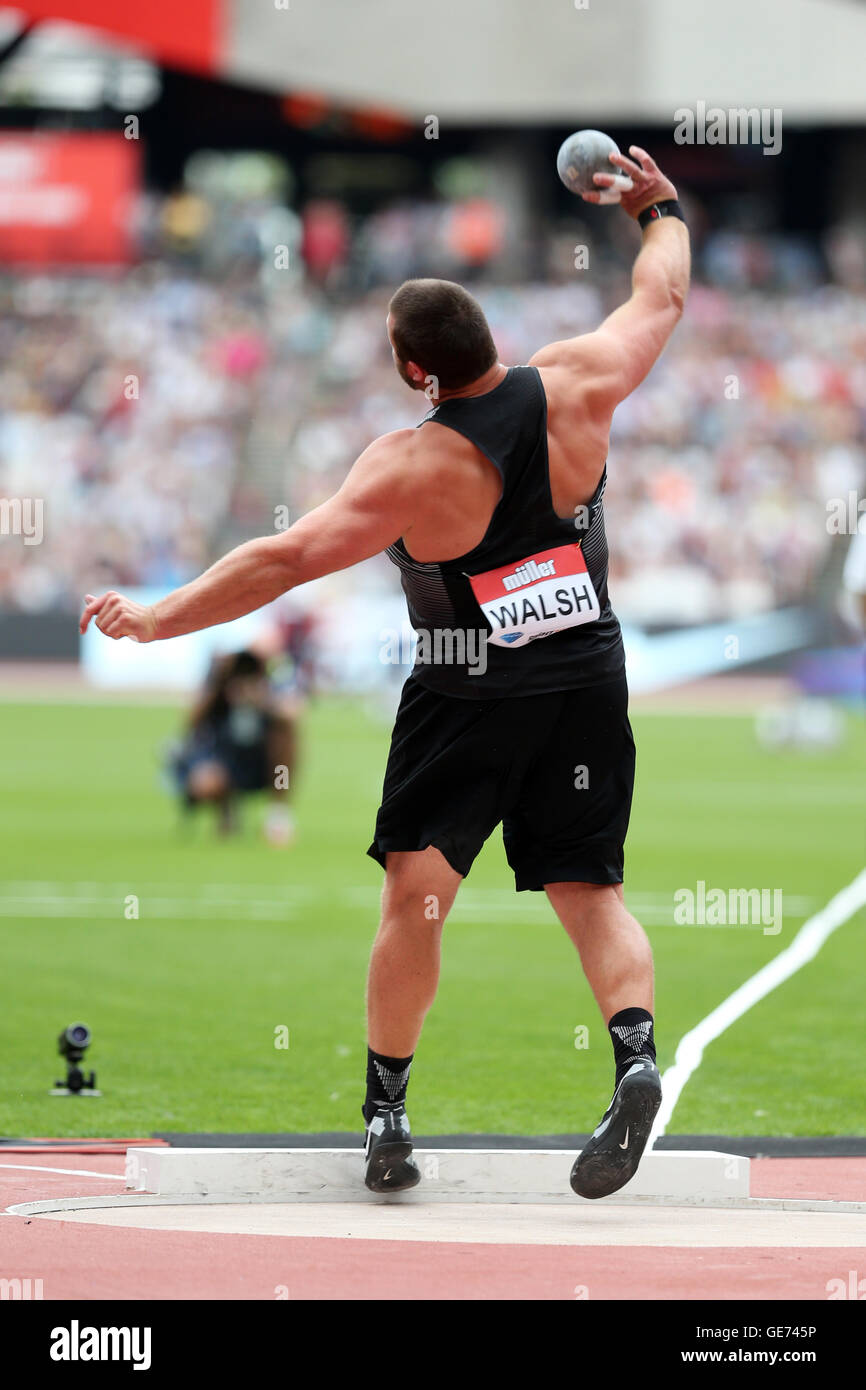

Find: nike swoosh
<box><xmin>383</xmin><ymin>1169</ymin><xmax>392</xmax><ymax>1182</ymax></box>
<box><xmin>618</xmin><ymin>1128</ymin><xmax>629</xmax><ymax>1149</ymax></box>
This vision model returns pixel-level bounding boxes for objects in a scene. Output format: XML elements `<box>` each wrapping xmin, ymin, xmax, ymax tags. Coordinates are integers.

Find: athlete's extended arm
<box><xmin>80</xmin><ymin>431</ymin><xmax>417</xmax><ymax>642</ymax></box>
<box><xmin>530</xmin><ymin>145</ymin><xmax>690</xmax><ymax>408</ymax></box>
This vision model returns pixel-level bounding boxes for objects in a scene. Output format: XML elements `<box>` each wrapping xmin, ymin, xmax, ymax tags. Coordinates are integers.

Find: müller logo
<box><xmin>502</xmin><ymin>558</ymin><xmax>557</xmax><ymax>591</ymax></box>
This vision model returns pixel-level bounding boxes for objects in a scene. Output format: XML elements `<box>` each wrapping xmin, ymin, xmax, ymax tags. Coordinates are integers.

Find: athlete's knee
<box><xmin>381</xmin><ymin>849</ymin><xmax>459</xmax><ymax>929</ymax></box>
<box><xmin>380</xmin><ymin>881</ymin><xmax>449</xmax><ymax>932</ymax></box>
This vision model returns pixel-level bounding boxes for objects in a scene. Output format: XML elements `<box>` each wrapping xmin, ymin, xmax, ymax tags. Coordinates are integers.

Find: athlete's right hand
<box><xmin>588</xmin><ymin>145</ymin><xmax>678</xmax><ymax>219</ymax></box>
<box><xmin>80</xmin><ymin>591</ymin><xmax>159</xmax><ymax>642</ymax></box>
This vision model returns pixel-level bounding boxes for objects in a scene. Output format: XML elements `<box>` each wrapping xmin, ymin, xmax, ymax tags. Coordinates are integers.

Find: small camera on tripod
<box><xmin>51</xmin><ymin>1023</ymin><xmax>101</xmax><ymax>1096</ymax></box>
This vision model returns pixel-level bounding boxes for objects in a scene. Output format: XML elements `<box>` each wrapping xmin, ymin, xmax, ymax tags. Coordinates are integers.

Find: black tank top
<box><xmin>387</xmin><ymin>364</ymin><xmax>624</xmax><ymax>698</ymax></box>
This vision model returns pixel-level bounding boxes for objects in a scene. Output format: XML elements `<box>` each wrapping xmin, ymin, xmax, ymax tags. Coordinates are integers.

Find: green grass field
<box><xmin>0</xmin><ymin>693</ymin><xmax>863</xmax><ymax>1138</ymax></box>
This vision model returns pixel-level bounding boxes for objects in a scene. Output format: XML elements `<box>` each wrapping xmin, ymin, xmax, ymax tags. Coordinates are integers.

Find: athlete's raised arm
<box><xmin>530</xmin><ymin>145</ymin><xmax>690</xmax><ymax>411</ymax></box>
<box><xmin>80</xmin><ymin>430</ymin><xmax>417</xmax><ymax>642</ymax></box>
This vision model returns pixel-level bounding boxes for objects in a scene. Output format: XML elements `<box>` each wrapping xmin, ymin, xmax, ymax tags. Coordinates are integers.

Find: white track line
<box><xmin>652</xmin><ymin>867</ymin><xmax>866</xmax><ymax>1142</ymax></box>
<box><xmin>0</xmin><ymin>1164</ymin><xmax>126</xmax><ymax>1180</ymax></box>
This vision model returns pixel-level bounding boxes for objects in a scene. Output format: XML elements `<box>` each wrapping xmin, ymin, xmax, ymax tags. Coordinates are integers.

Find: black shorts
<box><xmin>367</xmin><ymin>673</ymin><xmax>635</xmax><ymax>891</ymax></box>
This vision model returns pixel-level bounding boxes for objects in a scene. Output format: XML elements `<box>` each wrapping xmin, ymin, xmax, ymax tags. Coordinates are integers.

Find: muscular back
<box><xmin>397</xmin><ymin>361</ymin><xmax>612</xmax><ymax>565</ymax></box>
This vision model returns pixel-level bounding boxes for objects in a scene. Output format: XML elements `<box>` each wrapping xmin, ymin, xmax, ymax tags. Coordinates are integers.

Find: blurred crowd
<box><xmin>1</xmin><ymin>193</ymin><xmax>864</xmax><ymax>628</ymax></box>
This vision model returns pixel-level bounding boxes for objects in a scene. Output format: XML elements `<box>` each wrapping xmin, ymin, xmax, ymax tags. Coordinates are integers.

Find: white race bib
<box><xmin>468</xmin><ymin>542</ymin><xmax>600</xmax><ymax>649</ymax></box>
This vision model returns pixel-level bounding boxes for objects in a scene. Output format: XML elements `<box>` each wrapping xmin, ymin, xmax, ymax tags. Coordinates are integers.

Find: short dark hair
<box><xmin>389</xmin><ymin>278</ymin><xmax>498</xmax><ymax>390</ymax></box>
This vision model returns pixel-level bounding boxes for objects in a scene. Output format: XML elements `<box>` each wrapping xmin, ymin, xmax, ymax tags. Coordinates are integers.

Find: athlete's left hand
<box><xmin>80</xmin><ymin>591</ymin><xmax>160</xmax><ymax>642</ymax></box>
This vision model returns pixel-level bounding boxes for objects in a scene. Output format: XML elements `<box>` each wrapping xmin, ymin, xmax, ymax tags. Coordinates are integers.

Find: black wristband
<box><xmin>638</xmin><ymin>199</ymin><xmax>686</xmax><ymax>230</ymax></box>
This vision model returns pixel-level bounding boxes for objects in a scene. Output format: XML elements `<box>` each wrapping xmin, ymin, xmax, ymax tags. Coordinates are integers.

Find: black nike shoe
<box><xmin>571</xmin><ymin>1057</ymin><xmax>662</xmax><ymax>1200</ymax></box>
<box><xmin>363</xmin><ymin>1102</ymin><xmax>421</xmax><ymax>1194</ymax></box>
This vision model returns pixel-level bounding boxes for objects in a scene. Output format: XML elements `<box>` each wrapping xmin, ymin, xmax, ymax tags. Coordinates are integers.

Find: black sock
<box><xmin>363</xmin><ymin>1047</ymin><xmax>413</xmax><ymax>1124</ymax></box>
<box><xmin>608</xmin><ymin>1008</ymin><xmax>656</xmax><ymax>1087</ymax></box>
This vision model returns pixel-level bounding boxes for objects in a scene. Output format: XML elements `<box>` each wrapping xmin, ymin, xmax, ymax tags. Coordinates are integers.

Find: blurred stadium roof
<box><xmin>7</xmin><ymin>0</ymin><xmax>866</xmax><ymax>123</ymax></box>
